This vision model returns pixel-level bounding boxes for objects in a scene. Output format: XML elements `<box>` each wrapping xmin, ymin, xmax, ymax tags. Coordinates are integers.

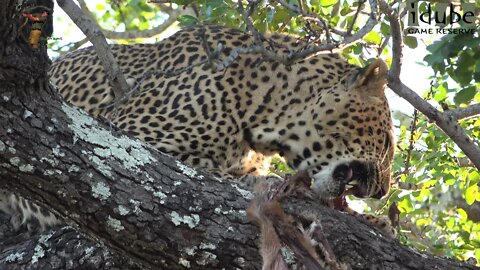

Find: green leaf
<box><xmin>364</xmin><ymin>31</ymin><xmax>381</xmax><ymax>45</ymax></box>
<box><xmin>319</xmin><ymin>0</ymin><xmax>338</xmax><ymax>7</ymax></box>
<box><xmin>177</xmin><ymin>15</ymin><xmax>199</xmax><ymax>27</ymax></box>
<box><xmin>404</xmin><ymin>36</ymin><xmax>418</xmax><ymax>49</ymax></box>
<box><xmin>433</xmin><ymin>82</ymin><xmax>447</xmax><ymax>102</ymax></box>
<box><xmin>95</xmin><ymin>4</ymin><xmax>105</xmax><ymax>11</ymax></box>
<box><xmin>454</xmin><ymin>86</ymin><xmax>477</xmax><ymax>105</ymax></box>
<box><xmin>457</xmin><ymin>208</ymin><xmax>468</xmax><ymax>220</ymax></box>
<box><xmin>380</xmin><ymin>22</ymin><xmax>390</xmax><ymax>36</ymax></box>
<box><xmin>465</xmin><ymin>184</ymin><xmax>479</xmax><ymax>205</ymax></box>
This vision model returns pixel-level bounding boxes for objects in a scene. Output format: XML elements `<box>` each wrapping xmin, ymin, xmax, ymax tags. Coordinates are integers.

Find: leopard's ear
<box><xmin>353</xmin><ymin>59</ymin><xmax>388</xmax><ymax>97</ymax></box>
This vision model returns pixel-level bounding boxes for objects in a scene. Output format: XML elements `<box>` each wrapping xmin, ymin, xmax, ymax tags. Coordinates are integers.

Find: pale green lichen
<box><xmin>68</xmin><ymin>165</ymin><xmax>80</xmax><ymax>173</ymax></box>
<box><xmin>9</xmin><ymin>157</ymin><xmax>20</xmax><ymax>166</ymax></box>
<box><xmin>43</xmin><ymin>170</ymin><xmax>55</xmax><ymax>176</ymax></box>
<box><xmin>188</xmin><ymin>205</ymin><xmax>202</xmax><ymax>211</ymax></box>
<box><xmin>221</xmin><ymin>208</ymin><xmax>247</xmax><ymax>217</ymax></box>
<box><xmin>107</xmin><ymin>216</ymin><xmax>124</xmax><ymax>232</ymax></box>
<box><xmin>40</xmin><ymin>156</ymin><xmax>58</xmax><ymax>167</ymax></box>
<box><xmin>84</xmin><ymin>247</ymin><xmax>95</xmax><ymax>258</ymax></box>
<box><xmin>91</xmin><ymin>182</ymin><xmax>111</xmax><ymax>201</ymax></box>
<box><xmin>0</xmin><ymin>140</ymin><xmax>5</xmax><ymax>152</ymax></box>
<box><xmin>199</xmin><ymin>242</ymin><xmax>216</xmax><ymax>250</ymax></box>
<box><xmin>117</xmin><ymin>205</ymin><xmax>130</xmax><ymax>215</ymax></box>
<box><xmin>153</xmin><ymin>191</ymin><xmax>167</xmax><ymax>204</ymax></box>
<box><xmin>175</xmin><ymin>160</ymin><xmax>204</xmax><ymax>179</ymax></box>
<box><xmin>231</xmin><ymin>184</ymin><xmax>253</xmax><ymax>199</ymax></box>
<box><xmin>31</xmin><ymin>232</ymin><xmax>54</xmax><ymax>264</ymax></box>
<box><xmin>52</xmin><ymin>146</ymin><xmax>65</xmax><ymax>157</ymax></box>
<box><xmin>9</xmin><ymin>157</ymin><xmax>34</xmax><ymax>173</ymax></box>
<box><xmin>170</xmin><ymin>211</ymin><xmax>200</xmax><ymax>229</ymax></box>
<box><xmin>23</xmin><ymin>109</ymin><xmax>33</xmax><ymax>119</ymax></box>
<box><xmin>179</xmin><ymin>258</ymin><xmax>191</xmax><ymax>268</ymax></box>
<box><xmin>129</xmin><ymin>199</ymin><xmax>142</xmax><ymax>214</ymax></box>
<box><xmin>31</xmin><ymin>245</ymin><xmax>45</xmax><ymax>264</ymax></box>
<box><xmin>196</xmin><ymin>251</ymin><xmax>218</xmax><ymax>266</ymax></box>
<box><xmin>83</xmin><ymin>151</ymin><xmax>112</xmax><ymax>177</ymax></box>
<box><xmin>63</xmin><ymin>104</ymin><xmax>155</xmax><ymax>175</ymax></box>
<box><xmin>19</xmin><ymin>164</ymin><xmax>34</xmax><ymax>173</ymax></box>
<box><xmin>281</xmin><ymin>247</ymin><xmax>296</xmax><ymax>265</ymax></box>
<box><xmin>184</xmin><ymin>246</ymin><xmax>197</xmax><ymax>256</ymax></box>
<box><xmin>5</xmin><ymin>252</ymin><xmax>25</xmax><ymax>263</ymax></box>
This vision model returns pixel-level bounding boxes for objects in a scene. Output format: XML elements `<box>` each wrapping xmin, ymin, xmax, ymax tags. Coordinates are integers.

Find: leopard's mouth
<box><xmin>331</xmin><ymin>160</ymin><xmax>374</xmax><ymax>199</ymax></box>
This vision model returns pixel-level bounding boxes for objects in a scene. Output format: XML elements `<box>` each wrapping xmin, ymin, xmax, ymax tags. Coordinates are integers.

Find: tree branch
<box><xmin>101</xmin><ymin>10</ymin><xmax>180</xmax><ymax>40</ymax></box>
<box><xmin>379</xmin><ymin>0</ymin><xmax>402</xmax><ymax>79</ymax></box>
<box><xmin>445</xmin><ymin>103</ymin><xmax>480</xmax><ymax>121</ymax></box>
<box><xmin>77</xmin><ymin>0</ymin><xmax>181</xmax><ymax>40</ymax></box>
<box><xmin>380</xmin><ymin>0</ymin><xmax>480</xmax><ymax>171</ymax></box>
<box><xmin>387</xmin><ymin>81</ymin><xmax>480</xmax><ymax>170</ymax></box>
<box><xmin>56</xmin><ymin>0</ymin><xmax>130</xmax><ymax>101</ymax></box>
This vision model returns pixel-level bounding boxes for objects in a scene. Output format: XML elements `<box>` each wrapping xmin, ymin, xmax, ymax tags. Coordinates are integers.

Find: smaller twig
<box><xmin>197</xmin><ymin>28</ymin><xmax>225</xmax><ymax>71</ymax></box>
<box><xmin>378</xmin><ymin>35</ymin><xmax>390</xmax><ymax>55</ymax></box>
<box><xmin>347</xmin><ymin>0</ymin><xmax>366</xmax><ymax>36</ymax></box>
<box><xmin>191</xmin><ymin>2</ymin><xmax>200</xmax><ymax>18</ymax></box>
<box><xmin>55</xmin><ymin>37</ymin><xmax>88</xmax><ymax>53</ymax></box>
<box><xmin>298</xmin><ymin>0</ymin><xmax>306</xmax><ymax>14</ymax></box>
<box><xmin>275</xmin><ymin>0</ymin><xmax>335</xmax><ymax>41</ymax></box>
<box><xmin>404</xmin><ymin>108</ymin><xmax>419</xmax><ymax>174</ymax></box>
<box><xmin>237</xmin><ymin>0</ymin><xmax>263</xmax><ymax>45</ymax></box>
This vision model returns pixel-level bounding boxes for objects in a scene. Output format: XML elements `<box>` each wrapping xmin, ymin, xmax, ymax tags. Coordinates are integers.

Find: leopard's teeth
<box><xmin>345</xmin><ymin>184</ymin><xmax>354</xmax><ymax>190</ymax></box>
<box><xmin>348</xmin><ymin>180</ymin><xmax>359</xmax><ymax>185</ymax></box>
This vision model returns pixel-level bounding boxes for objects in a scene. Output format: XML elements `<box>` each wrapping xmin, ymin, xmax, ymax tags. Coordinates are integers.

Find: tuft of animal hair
<box><xmin>0</xmin><ymin>189</ymin><xmax>60</xmax><ymax>232</ymax></box>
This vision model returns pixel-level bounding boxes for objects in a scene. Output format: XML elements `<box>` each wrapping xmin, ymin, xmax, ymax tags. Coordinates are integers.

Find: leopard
<box><xmin>1</xmin><ymin>25</ymin><xmax>395</xmax><ymax>235</ymax></box>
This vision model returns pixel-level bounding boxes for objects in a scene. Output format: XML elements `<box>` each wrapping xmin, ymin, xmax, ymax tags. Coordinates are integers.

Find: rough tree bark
<box><xmin>0</xmin><ymin>0</ymin><xmax>478</xmax><ymax>269</ymax></box>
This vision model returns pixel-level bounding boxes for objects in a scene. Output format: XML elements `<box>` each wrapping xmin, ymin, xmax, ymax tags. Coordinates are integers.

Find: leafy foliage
<box><xmin>50</xmin><ymin>0</ymin><xmax>480</xmax><ymax>264</ymax></box>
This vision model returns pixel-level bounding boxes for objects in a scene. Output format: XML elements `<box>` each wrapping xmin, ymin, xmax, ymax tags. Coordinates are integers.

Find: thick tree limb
<box><xmin>0</xmin><ymin>87</ymin><xmax>262</xmax><ymax>269</ymax></box>
<box><xmin>56</xmin><ymin>0</ymin><xmax>130</xmax><ymax>101</ymax></box>
<box><xmin>0</xmin><ymin>81</ymin><xmax>477</xmax><ymax>269</ymax></box>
